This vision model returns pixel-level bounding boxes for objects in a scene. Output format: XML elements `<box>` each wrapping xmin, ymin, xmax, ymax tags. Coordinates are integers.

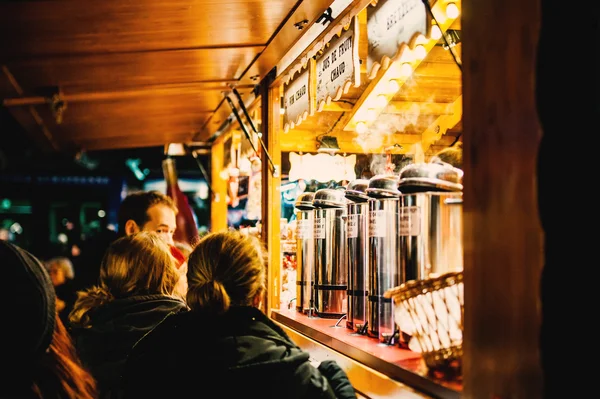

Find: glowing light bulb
<box><xmin>400</xmin><ymin>63</ymin><xmax>413</xmax><ymax>77</ymax></box>
<box><xmin>356</xmin><ymin>122</ymin><xmax>368</xmax><ymax>134</ymax></box>
<box><xmin>446</xmin><ymin>3</ymin><xmax>460</xmax><ymax>19</ymax></box>
<box><xmin>365</xmin><ymin>109</ymin><xmax>378</xmax><ymax>121</ymax></box>
<box><xmin>387</xmin><ymin>79</ymin><xmax>401</xmax><ymax>93</ymax></box>
<box><xmin>430</xmin><ymin>25</ymin><xmax>442</xmax><ymax>41</ymax></box>
<box><xmin>375</xmin><ymin>95</ymin><xmax>388</xmax><ymax>109</ymax></box>
<box><xmin>401</xmin><ymin>48</ymin><xmax>414</xmax><ymax>63</ymax></box>
<box><xmin>415</xmin><ymin>34</ymin><xmax>428</xmax><ymax>45</ymax></box>
<box><xmin>414</xmin><ymin>45</ymin><xmax>427</xmax><ymax>60</ymax></box>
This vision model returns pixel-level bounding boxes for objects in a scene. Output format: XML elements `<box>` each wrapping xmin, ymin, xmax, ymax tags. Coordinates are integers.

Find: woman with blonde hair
<box><xmin>69</xmin><ymin>231</ymin><xmax>188</xmax><ymax>399</ymax></box>
<box><xmin>122</xmin><ymin>231</ymin><xmax>357</xmax><ymax>399</ymax></box>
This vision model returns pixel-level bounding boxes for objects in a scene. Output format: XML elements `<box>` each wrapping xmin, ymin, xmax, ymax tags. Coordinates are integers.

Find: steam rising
<box><xmin>354</xmin><ymin>103</ymin><xmax>425</xmax><ymax>176</ymax></box>
<box><xmin>350</xmin><ymin>80</ymin><xmax>445</xmax><ymax>179</ymax></box>
<box><xmin>353</xmin><ymin>106</ymin><xmax>421</xmax><ymax>153</ymax></box>
<box><xmin>369</xmin><ymin>154</ymin><xmax>387</xmax><ymax>176</ymax></box>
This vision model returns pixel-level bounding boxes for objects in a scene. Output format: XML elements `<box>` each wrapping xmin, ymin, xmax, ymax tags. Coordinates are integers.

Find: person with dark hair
<box><xmin>0</xmin><ymin>240</ymin><xmax>97</xmax><ymax>399</ymax></box>
<box><xmin>71</xmin><ymin>192</ymin><xmax>184</xmax><ymax>299</ymax></box>
<box><xmin>117</xmin><ymin>190</ymin><xmax>179</xmax><ymax>245</ymax></box>
<box><xmin>121</xmin><ymin>231</ymin><xmax>357</xmax><ymax>399</ymax></box>
<box><xmin>118</xmin><ymin>190</ymin><xmax>188</xmax><ymax>269</ymax></box>
<box><xmin>69</xmin><ymin>232</ymin><xmax>188</xmax><ymax>399</ymax></box>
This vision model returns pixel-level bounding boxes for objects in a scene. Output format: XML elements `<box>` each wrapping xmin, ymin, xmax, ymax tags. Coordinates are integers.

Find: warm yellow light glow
<box><xmin>413</xmin><ymin>45</ymin><xmax>427</xmax><ymax>60</ymax></box>
<box><xmin>415</xmin><ymin>34</ymin><xmax>428</xmax><ymax>45</ymax></box>
<box><xmin>400</xmin><ymin>63</ymin><xmax>413</xmax><ymax>77</ymax></box>
<box><xmin>430</xmin><ymin>25</ymin><xmax>442</xmax><ymax>41</ymax></box>
<box><xmin>356</xmin><ymin>122</ymin><xmax>368</xmax><ymax>134</ymax></box>
<box><xmin>400</xmin><ymin>48</ymin><xmax>414</xmax><ymax>63</ymax></box>
<box><xmin>446</xmin><ymin>3</ymin><xmax>460</xmax><ymax>19</ymax></box>
<box><xmin>387</xmin><ymin>79</ymin><xmax>401</xmax><ymax>93</ymax></box>
<box><xmin>365</xmin><ymin>109</ymin><xmax>378</xmax><ymax>121</ymax></box>
<box><xmin>386</xmin><ymin>62</ymin><xmax>401</xmax><ymax>79</ymax></box>
<box><xmin>375</xmin><ymin>95</ymin><xmax>388</xmax><ymax>109</ymax></box>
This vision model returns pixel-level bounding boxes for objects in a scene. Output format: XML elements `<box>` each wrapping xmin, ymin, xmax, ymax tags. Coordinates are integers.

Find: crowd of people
<box><xmin>2</xmin><ymin>190</ymin><xmax>357</xmax><ymax>399</ymax></box>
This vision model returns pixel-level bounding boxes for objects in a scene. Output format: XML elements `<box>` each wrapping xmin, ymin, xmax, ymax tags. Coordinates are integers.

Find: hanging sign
<box><xmin>283</xmin><ymin>64</ymin><xmax>315</xmax><ymax>133</ymax></box>
<box><xmin>366</xmin><ymin>0</ymin><xmax>428</xmax><ymax>78</ymax></box>
<box><xmin>315</xmin><ymin>16</ymin><xmax>361</xmax><ymax>112</ymax></box>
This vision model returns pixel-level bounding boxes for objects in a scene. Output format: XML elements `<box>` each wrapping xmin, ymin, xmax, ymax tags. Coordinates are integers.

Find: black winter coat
<box><xmin>70</xmin><ymin>295</ymin><xmax>188</xmax><ymax>399</ymax></box>
<box><xmin>121</xmin><ymin>306</ymin><xmax>357</xmax><ymax>399</ymax></box>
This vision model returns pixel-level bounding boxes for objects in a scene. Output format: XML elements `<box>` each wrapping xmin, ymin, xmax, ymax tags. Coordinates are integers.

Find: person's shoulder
<box><xmin>131</xmin><ymin>310</ymin><xmax>193</xmax><ymax>348</ymax></box>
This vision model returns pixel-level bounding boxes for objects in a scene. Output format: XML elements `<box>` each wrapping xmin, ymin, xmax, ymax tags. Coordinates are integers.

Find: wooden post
<box><xmin>210</xmin><ymin>136</ymin><xmax>228</xmax><ymax>232</ymax></box>
<box><xmin>260</xmin><ymin>69</ymin><xmax>282</xmax><ymax>313</ymax></box>
<box><xmin>462</xmin><ymin>0</ymin><xmax>543</xmax><ymax>398</ymax></box>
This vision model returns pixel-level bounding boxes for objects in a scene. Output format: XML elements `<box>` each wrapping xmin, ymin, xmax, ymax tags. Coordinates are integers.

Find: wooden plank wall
<box><xmin>210</xmin><ymin>136</ymin><xmax>228</xmax><ymax>232</ymax></box>
<box><xmin>260</xmin><ymin>70</ymin><xmax>282</xmax><ymax>312</ymax></box>
<box><xmin>462</xmin><ymin>0</ymin><xmax>543</xmax><ymax>398</ymax></box>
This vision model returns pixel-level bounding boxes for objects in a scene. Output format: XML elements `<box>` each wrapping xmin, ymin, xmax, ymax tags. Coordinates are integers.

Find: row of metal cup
<box><xmin>295</xmin><ymin>166</ymin><xmax>463</xmax><ymax>344</ymax></box>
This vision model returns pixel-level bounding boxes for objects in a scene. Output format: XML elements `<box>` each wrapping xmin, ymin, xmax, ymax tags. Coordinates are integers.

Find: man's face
<box><xmin>141</xmin><ymin>204</ymin><xmax>177</xmax><ymax>245</ymax></box>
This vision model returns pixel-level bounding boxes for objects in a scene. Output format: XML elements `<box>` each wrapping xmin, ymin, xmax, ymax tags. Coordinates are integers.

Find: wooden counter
<box><xmin>271</xmin><ymin>309</ymin><xmax>462</xmax><ymax>399</ymax></box>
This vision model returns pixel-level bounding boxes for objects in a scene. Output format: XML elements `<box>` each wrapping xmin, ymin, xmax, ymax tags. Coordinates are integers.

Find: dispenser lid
<box><xmin>366</xmin><ymin>175</ymin><xmax>401</xmax><ymax>198</ymax></box>
<box><xmin>312</xmin><ymin>188</ymin><xmax>347</xmax><ymax>208</ymax></box>
<box><xmin>295</xmin><ymin>192</ymin><xmax>316</xmax><ymax>210</ymax></box>
<box><xmin>345</xmin><ymin>179</ymin><xmax>370</xmax><ymax>202</ymax></box>
<box><xmin>398</xmin><ymin>162</ymin><xmax>463</xmax><ymax>193</ymax></box>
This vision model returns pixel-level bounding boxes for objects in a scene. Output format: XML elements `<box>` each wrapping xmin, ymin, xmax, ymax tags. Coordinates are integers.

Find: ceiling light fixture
<box><xmin>165</xmin><ymin>143</ymin><xmax>186</xmax><ymax>156</ymax></box>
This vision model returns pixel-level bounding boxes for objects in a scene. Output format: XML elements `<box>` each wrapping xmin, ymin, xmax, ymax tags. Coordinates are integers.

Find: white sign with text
<box><xmin>283</xmin><ymin>68</ymin><xmax>311</xmax><ymax>131</ymax></box>
<box><xmin>367</xmin><ymin>0</ymin><xmax>427</xmax><ymax>73</ymax></box>
<box><xmin>316</xmin><ymin>18</ymin><xmax>360</xmax><ymax>108</ymax></box>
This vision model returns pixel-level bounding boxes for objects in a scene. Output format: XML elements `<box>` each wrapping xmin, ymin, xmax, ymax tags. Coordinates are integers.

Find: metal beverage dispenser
<box><xmin>294</xmin><ymin>192</ymin><xmax>315</xmax><ymax>313</ymax></box>
<box><xmin>345</xmin><ymin>179</ymin><xmax>370</xmax><ymax>332</ymax></box>
<box><xmin>312</xmin><ymin>189</ymin><xmax>348</xmax><ymax>319</ymax></box>
<box><xmin>366</xmin><ymin>175</ymin><xmax>402</xmax><ymax>343</ymax></box>
<box><xmin>398</xmin><ymin>162</ymin><xmax>464</xmax><ymax>281</ymax></box>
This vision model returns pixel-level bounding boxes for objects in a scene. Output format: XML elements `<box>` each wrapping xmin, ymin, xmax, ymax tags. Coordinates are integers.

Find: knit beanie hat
<box><xmin>0</xmin><ymin>241</ymin><xmax>56</xmax><ymax>365</ymax></box>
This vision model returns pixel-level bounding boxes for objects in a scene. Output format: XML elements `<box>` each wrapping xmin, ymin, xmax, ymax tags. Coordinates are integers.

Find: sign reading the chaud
<box><xmin>283</xmin><ymin>67</ymin><xmax>314</xmax><ymax>133</ymax></box>
<box><xmin>315</xmin><ymin>17</ymin><xmax>360</xmax><ymax>111</ymax></box>
<box><xmin>367</xmin><ymin>0</ymin><xmax>427</xmax><ymax>75</ymax></box>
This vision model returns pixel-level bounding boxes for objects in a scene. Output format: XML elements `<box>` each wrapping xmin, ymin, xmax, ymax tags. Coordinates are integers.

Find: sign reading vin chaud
<box><xmin>367</xmin><ymin>0</ymin><xmax>427</xmax><ymax>75</ymax></box>
<box><xmin>283</xmin><ymin>67</ymin><xmax>312</xmax><ymax>132</ymax></box>
<box><xmin>315</xmin><ymin>17</ymin><xmax>360</xmax><ymax>110</ymax></box>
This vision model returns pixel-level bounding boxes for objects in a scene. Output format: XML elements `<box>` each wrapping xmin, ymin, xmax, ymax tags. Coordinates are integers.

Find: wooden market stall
<box><xmin>273</xmin><ymin>1</ymin><xmax>464</xmax><ymax>398</ymax></box>
<box><xmin>1</xmin><ymin>0</ymin><xmax>549</xmax><ymax>397</ymax></box>
<box><xmin>208</xmin><ymin>0</ymin><xmax>544</xmax><ymax>398</ymax></box>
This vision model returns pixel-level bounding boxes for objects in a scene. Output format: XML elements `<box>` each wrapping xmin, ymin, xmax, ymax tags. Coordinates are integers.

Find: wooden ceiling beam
<box><xmin>3</xmin><ymin>82</ymin><xmax>252</xmax><ymax>107</ymax></box>
<box><xmin>75</xmin><ymin>133</ymin><xmax>196</xmax><ymax>151</ymax></box>
<box><xmin>1</xmin><ymin>65</ymin><xmax>60</xmax><ymax>151</ymax></box>
<box><xmin>322</xmin><ymin>100</ymin><xmax>459</xmax><ymax>116</ymax></box>
<box><xmin>280</xmin><ymin>130</ymin><xmax>424</xmax><ymax>154</ymax></box>
<box><xmin>421</xmin><ymin>95</ymin><xmax>463</xmax><ymax>152</ymax></box>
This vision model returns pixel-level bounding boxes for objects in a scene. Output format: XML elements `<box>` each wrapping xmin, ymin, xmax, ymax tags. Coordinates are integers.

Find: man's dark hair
<box><xmin>117</xmin><ymin>191</ymin><xmax>178</xmax><ymax>235</ymax></box>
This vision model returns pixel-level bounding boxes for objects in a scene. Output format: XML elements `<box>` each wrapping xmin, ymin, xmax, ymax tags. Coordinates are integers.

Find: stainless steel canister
<box><xmin>294</xmin><ymin>192</ymin><xmax>315</xmax><ymax>313</ymax></box>
<box><xmin>399</xmin><ymin>192</ymin><xmax>463</xmax><ymax>281</ymax></box>
<box><xmin>312</xmin><ymin>189</ymin><xmax>348</xmax><ymax>319</ymax></box>
<box><xmin>366</xmin><ymin>175</ymin><xmax>401</xmax><ymax>343</ymax></box>
<box><xmin>345</xmin><ymin>179</ymin><xmax>370</xmax><ymax>332</ymax></box>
